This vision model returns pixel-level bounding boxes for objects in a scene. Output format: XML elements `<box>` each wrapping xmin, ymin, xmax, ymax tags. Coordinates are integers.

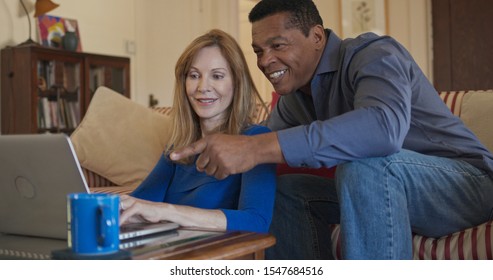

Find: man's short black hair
<box><xmin>248</xmin><ymin>0</ymin><xmax>323</xmax><ymax>37</ymax></box>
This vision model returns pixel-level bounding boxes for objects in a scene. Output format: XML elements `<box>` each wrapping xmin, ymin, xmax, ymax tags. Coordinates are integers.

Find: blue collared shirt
<box><xmin>268</xmin><ymin>30</ymin><xmax>493</xmax><ymax>176</ymax></box>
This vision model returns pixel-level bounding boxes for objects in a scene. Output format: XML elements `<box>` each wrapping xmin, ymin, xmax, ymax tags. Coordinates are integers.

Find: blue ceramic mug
<box><xmin>67</xmin><ymin>193</ymin><xmax>120</xmax><ymax>255</ymax></box>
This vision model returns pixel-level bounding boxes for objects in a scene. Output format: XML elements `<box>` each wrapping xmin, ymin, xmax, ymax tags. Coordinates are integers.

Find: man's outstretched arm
<box><xmin>170</xmin><ymin>132</ymin><xmax>285</xmax><ymax>180</ymax></box>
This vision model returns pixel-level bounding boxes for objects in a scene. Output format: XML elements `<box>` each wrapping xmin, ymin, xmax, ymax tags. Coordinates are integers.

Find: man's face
<box><xmin>251</xmin><ymin>12</ymin><xmax>321</xmax><ymax>95</ymax></box>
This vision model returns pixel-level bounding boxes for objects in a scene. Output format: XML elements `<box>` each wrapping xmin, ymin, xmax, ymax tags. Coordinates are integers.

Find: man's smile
<box><xmin>267</xmin><ymin>69</ymin><xmax>287</xmax><ymax>83</ymax></box>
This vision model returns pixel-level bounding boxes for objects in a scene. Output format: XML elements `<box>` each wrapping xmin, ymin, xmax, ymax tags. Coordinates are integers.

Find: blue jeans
<box><xmin>265</xmin><ymin>174</ymin><xmax>339</xmax><ymax>259</ymax></box>
<box><xmin>266</xmin><ymin>150</ymin><xmax>493</xmax><ymax>259</ymax></box>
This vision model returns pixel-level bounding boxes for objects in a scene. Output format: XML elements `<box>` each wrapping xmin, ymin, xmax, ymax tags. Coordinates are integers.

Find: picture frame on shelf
<box><xmin>340</xmin><ymin>0</ymin><xmax>388</xmax><ymax>39</ymax></box>
<box><xmin>37</xmin><ymin>15</ymin><xmax>83</xmax><ymax>52</ymax></box>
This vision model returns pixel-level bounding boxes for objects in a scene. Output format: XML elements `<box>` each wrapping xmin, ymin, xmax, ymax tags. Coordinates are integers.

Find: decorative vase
<box><xmin>62</xmin><ymin>32</ymin><xmax>78</xmax><ymax>52</ymax></box>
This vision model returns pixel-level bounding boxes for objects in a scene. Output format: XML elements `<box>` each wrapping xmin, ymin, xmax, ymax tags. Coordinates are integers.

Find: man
<box><xmin>171</xmin><ymin>0</ymin><xmax>493</xmax><ymax>259</ymax></box>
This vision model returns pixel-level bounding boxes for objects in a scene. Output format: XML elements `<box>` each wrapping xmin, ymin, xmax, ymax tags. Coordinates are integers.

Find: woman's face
<box><xmin>186</xmin><ymin>46</ymin><xmax>234</xmax><ymax>133</ymax></box>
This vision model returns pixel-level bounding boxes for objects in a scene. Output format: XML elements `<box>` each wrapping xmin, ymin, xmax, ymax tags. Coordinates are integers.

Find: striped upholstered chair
<box><xmin>81</xmin><ymin>90</ymin><xmax>493</xmax><ymax>259</ymax></box>
<box><xmin>330</xmin><ymin>90</ymin><xmax>493</xmax><ymax>259</ymax></box>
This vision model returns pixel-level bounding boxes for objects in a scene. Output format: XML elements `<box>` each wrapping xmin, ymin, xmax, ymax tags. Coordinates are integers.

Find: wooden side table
<box><xmin>0</xmin><ymin>229</ymin><xmax>276</xmax><ymax>260</ymax></box>
<box><xmin>132</xmin><ymin>229</ymin><xmax>276</xmax><ymax>260</ymax></box>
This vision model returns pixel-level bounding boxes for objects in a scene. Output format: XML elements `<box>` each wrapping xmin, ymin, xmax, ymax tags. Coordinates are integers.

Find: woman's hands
<box><xmin>119</xmin><ymin>195</ymin><xmax>165</xmax><ymax>225</ymax></box>
<box><xmin>119</xmin><ymin>195</ymin><xmax>227</xmax><ymax>230</ymax></box>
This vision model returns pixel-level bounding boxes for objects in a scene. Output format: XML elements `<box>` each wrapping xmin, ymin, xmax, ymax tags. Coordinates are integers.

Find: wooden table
<box><xmin>132</xmin><ymin>229</ymin><xmax>276</xmax><ymax>260</ymax></box>
<box><xmin>0</xmin><ymin>229</ymin><xmax>276</xmax><ymax>260</ymax></box>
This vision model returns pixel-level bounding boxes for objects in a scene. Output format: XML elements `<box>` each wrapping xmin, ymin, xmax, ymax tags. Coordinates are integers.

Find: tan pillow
<box><xmin>70</xmin><ymin>87</ymin><xmax>172</xmax><ymax>189</ymax></box>
<box><xmin>460</xmin><ymin>90</ymin><xmax>493</xmax><ymax>152</ymax></box>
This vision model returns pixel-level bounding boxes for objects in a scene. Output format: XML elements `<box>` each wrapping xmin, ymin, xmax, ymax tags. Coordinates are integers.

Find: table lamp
<box><xmin>19</xmin><ymin>0</ymin><xmax>60</xmax><ymax>46</ymax></box>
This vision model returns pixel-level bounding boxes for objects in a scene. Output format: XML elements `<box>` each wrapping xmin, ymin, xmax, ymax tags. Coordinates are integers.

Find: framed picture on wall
<box><xmin>37</xmin><ymin>15</ymin><xmax>83</xmax><ymax>52</ymax></box>
<box><xmin>340</xmin><ymin>0</ymin><xmax>388</xmax><ymax>39</ymax></box>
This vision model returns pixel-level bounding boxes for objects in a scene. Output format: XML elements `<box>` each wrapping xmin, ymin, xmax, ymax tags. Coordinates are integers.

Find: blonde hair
<box><xmin>168</xmin><ymin>29</ymin><xmax>264</xmax><ymax>164</ymax></box>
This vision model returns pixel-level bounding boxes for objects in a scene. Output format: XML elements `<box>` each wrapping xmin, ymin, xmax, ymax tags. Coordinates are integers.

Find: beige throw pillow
<box><xmin>70</xmin><ymin>87</ymin><xmax>172</xmax><ymax>189</ymax></box>
<box><xmin>460</xmin><ymin>90</ymin><xmax>493</xmax><ymax>152</ymax></box>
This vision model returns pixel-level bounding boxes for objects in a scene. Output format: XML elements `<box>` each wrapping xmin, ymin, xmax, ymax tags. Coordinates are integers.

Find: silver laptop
<box><xmin>0</xmin><ymin>134</ymin><xmax>178</xmax><ymax>241</ymax></box>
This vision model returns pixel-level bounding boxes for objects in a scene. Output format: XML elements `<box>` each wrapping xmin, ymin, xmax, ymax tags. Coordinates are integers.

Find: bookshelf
<box><xmin>1</xmin><ymin>45</ymin><xmax>130</xmax><ymax>135</ymax></box>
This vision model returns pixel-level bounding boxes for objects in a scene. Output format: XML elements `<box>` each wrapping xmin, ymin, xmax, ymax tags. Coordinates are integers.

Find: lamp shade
<box><xmin>34</xmin><ymin>0</ymin><xmax>59</xmax><ymax>17</ymax></box>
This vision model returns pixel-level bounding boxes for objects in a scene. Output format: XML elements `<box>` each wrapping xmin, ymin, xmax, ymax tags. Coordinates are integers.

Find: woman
<box><xmin>119</xmin><ymin>29</ymin><xmax>275</xmax><ymax>233</ymax></box>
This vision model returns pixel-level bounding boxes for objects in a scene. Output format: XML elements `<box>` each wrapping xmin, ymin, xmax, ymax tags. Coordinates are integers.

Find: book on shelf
<box><xmin>68</xmin><ymin>101</ymin><xmax>80</xmax><ymax>128</ymax></box>
<box><xmin>63</xmin><ymin>63</ymin><xmax>80</xmax><ymax>92</ymax></box>
<box><xmin>44</xmin><ymin>61</ymin><xmax>54</xmax><ymax>88</ymax></box>
<box><xmin>37</xmin><ymin>97</ymin><xmax>81</xmax><ymax>131</ymax></box>
<box><xmin>57</xmin><ymin>98</ymin><xmax>67</xmax><ymax>129</ymax></box>
<box><xmin>36</xmin><ymin>59</ymin><xmax>81</xmax><ymax>132</ymax></box>
<box><xmin>37</xmin><ymin>60</ymin><xmax>80</xmax><ymax>90</ymax></box>
<box><xmin>90</xmin><ymin>67</ymin><xmax>106</xmax><ymax>94</ymax></box>
<box><xmin>49</xmin><ymin>100</ymin><xmax>58</xmax><ymax>129</ymax></box>
<box><xmin>37</xmin><ymin>100</ymin><xmax>45</xmax><ymax>129</ymax></box>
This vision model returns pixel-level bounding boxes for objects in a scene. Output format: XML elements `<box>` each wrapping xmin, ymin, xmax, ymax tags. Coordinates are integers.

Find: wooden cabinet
<box><xmin>432</xmin><ymin>0</ymin><xmax>493</xmax><ymax>91</ymax></box>
<box><xmin>1</xmin><ymin>45</ymin><xmax>130</xmax><ymax>135</ymax></box>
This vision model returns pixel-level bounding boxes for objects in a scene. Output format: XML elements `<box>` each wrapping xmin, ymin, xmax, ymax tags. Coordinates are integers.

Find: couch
<box><xmin>72</xmin><ymin>87</ymin><xmax>493</xmax><ymax>259</ymax></box>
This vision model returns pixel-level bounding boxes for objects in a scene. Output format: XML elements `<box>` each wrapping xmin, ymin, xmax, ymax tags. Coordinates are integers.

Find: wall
<box><xmin>134</xmin><ymin>0</ymin><xmax>238</xmax><ymax>107</ymax></box>
<box><xmin>1</xmin><ymin>0</ymin><xmax>432</xmax><ymax>108</ymax></box>
<box><xmin>387</xmin><ymin>0</ymin><xmax>432</xmax><ymax>81</ymax></box>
